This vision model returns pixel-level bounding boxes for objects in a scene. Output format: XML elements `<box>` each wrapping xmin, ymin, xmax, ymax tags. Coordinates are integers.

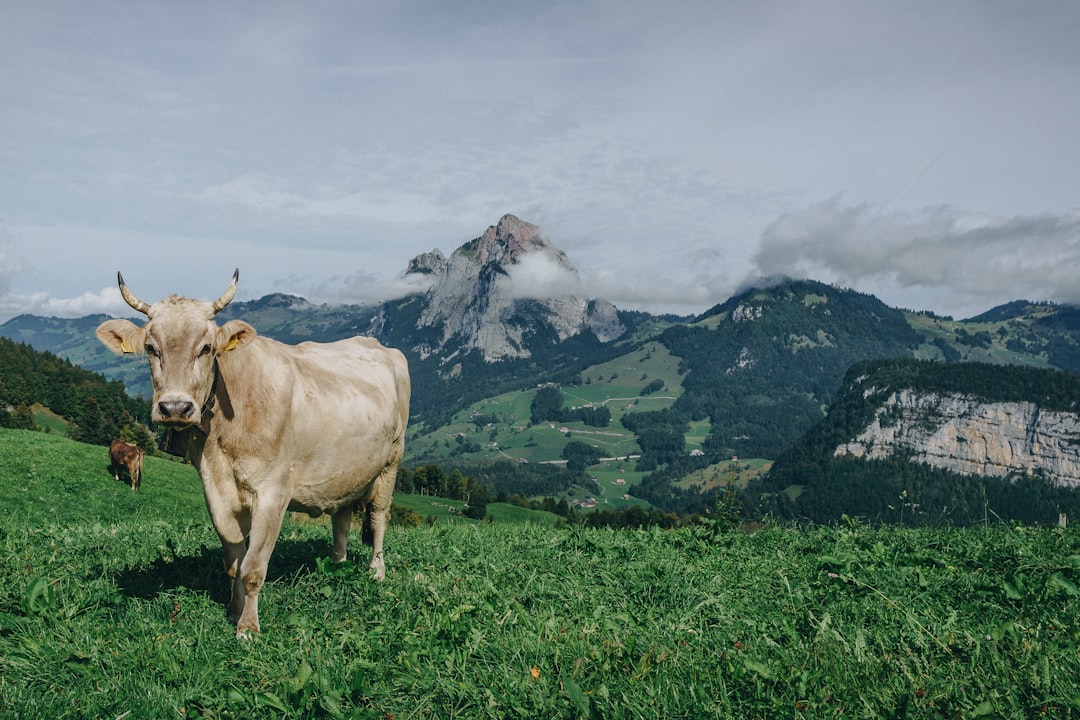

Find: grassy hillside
<box><xmin>405</xmin><ymin>341</ymin><xmax>688</xmax><ymax>457</ymax></box>
<box><xmin>1</xmin><ymin>428</ymin><xmax>1078</xmax><ymax>717</ymax></box>
<box><xmin>404</xmin><ymin>341</ymin><xmax>688</xmax><ymax>510</ymax></box>
<box><xmin>0</xmin><ymin>429</ymin><xmax>206</xmax><ymax>526</ymax></box>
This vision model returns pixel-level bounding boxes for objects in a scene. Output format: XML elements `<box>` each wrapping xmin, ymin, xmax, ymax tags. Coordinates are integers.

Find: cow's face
<box><xmin>96</xmin><ymin>270</ymin><xmax>255</xmax><ymax>428</ymax></box>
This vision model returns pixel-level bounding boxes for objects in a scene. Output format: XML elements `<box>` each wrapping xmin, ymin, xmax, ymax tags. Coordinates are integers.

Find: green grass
<box><xmin>904</xmin><ymin>311</ymin><xmax>1054</xmax><ymax>368</ymax></box>
<box><xmin>405</xmin><ymin>342</ymin><xmax>687</xmax><ymax>471</ymax></box>
<box><xmin>2</xmin><ymin>429</ymin><xmax>1079</xmax><ymax>718</ymax></box>
<box><xmin>390</xmin><ymin>495</ymin><xmax>562</xmax><ymax>525</ymax></box>
<box><xmin>485</xmin><ymin>502</ymin><xmax>562</xmax><ymax>525</ymax></box>
<box><xmin>29</xmin><ymin>404</ymin><xmax>70</xmax><ymax>436</ymax></box>
<box><xmin>392</xmin><ymin>493</ymin><xmax>471</xmax><ymax>523</ymax></box>
<box><xmin>402</xmin><ymin>343</ymin><xmax>700</xmax><ymax>511</ymax></box>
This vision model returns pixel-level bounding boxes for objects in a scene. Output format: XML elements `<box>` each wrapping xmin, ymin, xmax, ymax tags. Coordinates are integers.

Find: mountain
<box><xmin>358</xmin><ymin>215</ymin><xmax>653</xmax><ymax>421</ymax></box>
<box><xmin>405</xmin><ymin>214</ymin><xmax>626</xmax><ymax>363</ymax></box>
<box><xmin>752</xmin><ymin>358</ymin><xmax>1080</xmax><ymax>525</ymax></box>
<box><xmin>669</xmin><ymin>279</ymin><xmax>923</xmax><ymax>455</ymax></box>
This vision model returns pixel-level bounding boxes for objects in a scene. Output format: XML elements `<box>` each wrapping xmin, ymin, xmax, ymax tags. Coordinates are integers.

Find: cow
<box><xmin>95</xmin><ymin>269</ymin><xmax>410</xmax><ymax>637</ymax></box>
<box><xmin>109</xmin><ymin>439</ymin><xmax>144</xmax><ymax>491</ymax></box>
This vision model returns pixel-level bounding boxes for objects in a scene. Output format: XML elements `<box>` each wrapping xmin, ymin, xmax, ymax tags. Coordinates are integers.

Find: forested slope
<box><xmin>0</xmin><ymin>336</ymin><xmax>150</xmax><ymax>448</ymax></box>
<box><xmin>752</xmin><ymin>359</ymin><xmax>1080</xmax><ymax>525</ymax></box>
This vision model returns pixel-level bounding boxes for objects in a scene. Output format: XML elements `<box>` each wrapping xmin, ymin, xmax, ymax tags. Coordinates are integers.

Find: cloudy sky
<box><xmin>2</xmin><ymin>1</ymin><xmax>1078</xmax><ymax>323</ymax></box>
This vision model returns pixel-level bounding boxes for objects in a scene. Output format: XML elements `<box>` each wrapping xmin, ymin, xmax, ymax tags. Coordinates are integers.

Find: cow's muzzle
<box><xmin>156</xmin><ymin>400</ymin><xmax>198</xmax><ymax>425</ymax></box>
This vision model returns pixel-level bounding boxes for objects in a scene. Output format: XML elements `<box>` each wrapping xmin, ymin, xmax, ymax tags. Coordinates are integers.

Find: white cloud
<box><xmin>312</xmin><ymin>270</ymin><xmax>438</xmax><ymax>307</ymax></box>
<box><xmin>753</xmin><ymin>199</ymin><xmax>1080</xmax><ymax>313</ymax></box>
<box><xmin>0</xmin><ymin>287</ymin><xmax>128</xmax><ymax>320</ymax></box>
<box><xmin>505</xmin><ymin>252</ymin><xmax>584</xmax><ymax>300</ymax></box>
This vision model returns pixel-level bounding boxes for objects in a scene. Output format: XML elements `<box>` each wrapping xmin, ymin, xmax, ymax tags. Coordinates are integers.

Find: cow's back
<box><xmin>215</xmin><ymin>335</ymin><xmax>410</xmax><ymax>513</ymax></box>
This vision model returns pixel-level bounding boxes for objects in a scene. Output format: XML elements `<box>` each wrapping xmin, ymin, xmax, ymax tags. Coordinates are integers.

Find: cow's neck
<box><xmin>160</xmin><ymin>361</ymin><xmax>219</xmax><ymax>458</ymax></box>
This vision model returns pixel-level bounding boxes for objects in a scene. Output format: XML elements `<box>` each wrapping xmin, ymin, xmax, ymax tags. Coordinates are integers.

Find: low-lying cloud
<box><xmin>752</xmin><ymin>199</ymin><xmax>1080</xmax><ymax>312</ymax></box>
<box><xmin>0</xmin><ymin>287</ymin><xmax>130</xmax><ymax>321</ymax></box>
<box><xmin>304</xmin><ymin>270</ymin><xmax>437</xmax><ymax>307</ymax></box>
<box><xmin>505</xmin><ymin>252</ymin><xmax>584</xmax><ymax>300</ymax></box>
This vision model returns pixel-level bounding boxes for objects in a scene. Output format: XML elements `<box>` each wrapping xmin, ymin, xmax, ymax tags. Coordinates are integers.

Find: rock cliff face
<box><xmin>406</xmin><ymin>214</ymin><xmax>625</xmax><ymax>362</ymax></box>
<box><xmin>835</xmin><ymin>388</ymin><xmax>1080</xmax><ymax>489</ymax></box>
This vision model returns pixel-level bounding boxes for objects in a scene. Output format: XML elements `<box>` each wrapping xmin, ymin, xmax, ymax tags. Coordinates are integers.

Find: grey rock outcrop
<box><xmin>406</xmin><ymin>249</ymin><xmax>448</xmax><ymax>276</ymax></box>
<box><xmin>404</xmin><ymin>214</ymin><xmax>626</xmax><ymax>362</ymax></box>
<box><xmin>836</xmin><ymin>388</ymin><xmax>1080</xmax><ymax>489</ymax></box>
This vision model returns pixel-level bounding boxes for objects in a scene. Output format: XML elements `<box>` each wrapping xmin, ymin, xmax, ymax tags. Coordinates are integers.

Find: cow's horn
<box><xmin>212</xmin><ymin>269</ymin><xmax>240</xmax><ymax>314</ymax></box>
<box><xmin>117</xmin><ymin>272</ymin><xmax>151</xmax><ymax>315</ymax></box>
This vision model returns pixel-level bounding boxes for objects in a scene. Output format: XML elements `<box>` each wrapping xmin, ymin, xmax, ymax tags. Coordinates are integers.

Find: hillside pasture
<box><xmin>404</xmin><ymin>342</ymin><xmax>687</xmax><ymax>473</ymax></box>
<box><xmin>2</xmin><ymin>430</ymin><xmax>1079</xmax><ymax>718</ymax></box>
<box><xmin>905</xmin><ymin>311</ymin><xmax>1053</xmax><ymax>368</ymax></box>
<box><xmin>29</xmin><ymin>403</ymin><xmax>70</xmax><ymax>436</ymax></box>
<box><xmin>676</xmin><ymin>458</ymin><xmax>774</xmax><ymax>493</ymax></box>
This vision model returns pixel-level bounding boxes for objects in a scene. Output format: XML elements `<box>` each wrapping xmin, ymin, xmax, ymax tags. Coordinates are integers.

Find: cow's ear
<box><xmin>96</xmin><ymin>319</ymin><xmax>144</xmax><ymax>355</ymax></box>
<box><xmin>217</xmin><ymin>320</ymin><xmax>257</xmax><ymax>354</ymax></box>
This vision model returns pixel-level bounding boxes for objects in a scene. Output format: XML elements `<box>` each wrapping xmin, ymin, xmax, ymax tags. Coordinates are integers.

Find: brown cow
<box><xmin>95</xmin><ymin>269</ymin><xmax>410</xmax><ymax>637</ymax></box>
<box><xmin>109</xmin><ymin>439</ymin><xmax>144</xmax><ymax>491</ymax></box>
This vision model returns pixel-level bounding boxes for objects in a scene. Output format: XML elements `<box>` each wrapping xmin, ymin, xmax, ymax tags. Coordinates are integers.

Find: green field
<box><xmin>905</xmin><ymin>311</ymin><xmax>1054</xmax><ymax>367</ymax></box>
<box><xmin>404</xmin><ymin>342</ymin><xmax>711</xmax><ymax>509</ymax></box>
<box><xmin>2</xmin><ymin>429</ymin><xmax>1079</xmax><ymax>718</ymax></box>
<box><xmin>391</xmin><ymin>495</ymin><xmax>561</xmax><ymax>526</ymax></box>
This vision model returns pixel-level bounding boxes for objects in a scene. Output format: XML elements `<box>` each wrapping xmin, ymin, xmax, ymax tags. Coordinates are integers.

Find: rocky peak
<box><xmin>402</xmin><ymin>214</ymin><xmax>625</xmax><ymax>363</ymax></box>
<box><xmin>406</xmin><ymin>249</ymin><xmax>447</xmax><ymax>276</ymax></box>
<box><xmin>468</xmin><ymin>214</ymin><xmax>549</xmax><ymax>265</ymax></box>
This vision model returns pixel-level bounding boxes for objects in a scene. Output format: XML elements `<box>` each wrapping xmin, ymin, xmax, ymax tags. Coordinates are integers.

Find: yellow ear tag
<box><xmin>120</xmin><ymin>340</ymin><xmax>134</xmax><ymax>354</ymax></box>
<box><xmin>224</xmin><ymin>337</ymin><xmax>239</xmax><ymax>352</ymax></box>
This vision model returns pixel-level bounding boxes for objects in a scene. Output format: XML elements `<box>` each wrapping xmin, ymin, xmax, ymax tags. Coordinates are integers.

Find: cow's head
<box><xmin>96</xmin><ymin>269</ymin><xmax>257</xmax><ymax>428</ymax></box>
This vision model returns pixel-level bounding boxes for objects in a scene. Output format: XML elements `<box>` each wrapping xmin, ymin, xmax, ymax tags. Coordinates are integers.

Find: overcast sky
<box><xmin>2</xmin><ymin>1</ymin><xmax>1079</xmax><ymax>323</ymax></box>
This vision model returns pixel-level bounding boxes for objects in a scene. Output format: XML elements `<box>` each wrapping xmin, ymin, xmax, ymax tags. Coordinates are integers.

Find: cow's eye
<box><xmin>145</xmin><ymin>344</ymin><xmax>158</xmax><ymax>357</ymax></box>
<box><xmin>199</xmin><ymin>343</ymin><xmax>213</xmax><ymax>357</ymax></box>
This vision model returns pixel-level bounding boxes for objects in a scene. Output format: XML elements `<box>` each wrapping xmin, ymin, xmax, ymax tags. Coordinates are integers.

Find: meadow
<box><xmin>404</xmin><ymin>341</ymin><xmax>696</xmax><ymax>510</ymax></box>
<box><xmin>1</xmin><ymin>428</ymin><xmax>1079</xmax><ymax>718</ymax></box>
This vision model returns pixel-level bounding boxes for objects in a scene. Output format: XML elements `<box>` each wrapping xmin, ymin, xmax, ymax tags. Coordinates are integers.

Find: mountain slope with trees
<box><xmin>750</xmin><ymin>358</ymin><xmax>1080</xmax><ymax>526</ymax></box>
<box><xmin>626</xmin><ymin>280</ymin><xmax>923</xmax><ymax>513</ymax></box>
<box><xmin>0</xmin><ymin>336</ymin><xmax>152</xmax><ymax>448</ymax></box>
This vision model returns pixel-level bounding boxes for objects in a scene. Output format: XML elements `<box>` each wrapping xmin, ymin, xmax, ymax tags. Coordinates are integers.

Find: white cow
<box><xmin>96</xmin><ymin>270</ymin><xmax>410</xmax><ymax>637</ymax></box>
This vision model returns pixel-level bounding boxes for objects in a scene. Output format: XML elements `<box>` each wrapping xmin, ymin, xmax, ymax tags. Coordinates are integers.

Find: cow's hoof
<box><xmin>236</xmin><ymin>626</ymin><xmax>258</xmax><ymax>640</ymax></box>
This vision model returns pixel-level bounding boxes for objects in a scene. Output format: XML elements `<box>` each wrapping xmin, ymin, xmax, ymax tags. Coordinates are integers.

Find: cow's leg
<box><xmin>331</xmin><ymin>503</ymin><xmax>355</xmax><ymax>563</ymax></box>
<box><xmin>365</xmin><ymin>465</ymin><xmax>396</xmax><ymax>582</ymax></box>
<box><xmin>198</xmin><ymin>470</ymin><xmax>251</xmax><ymax>633</ymax></box>
<box><xmin>234</xmin><ymin>489</ymin><xmax>289</xmax><ymax>637</ymax></box>
<box><xmin>223</xmin><ymin>538</ymin><xmax>248</xmax><ymax>630</ymax></box>
<box><xmin>212</xmin><ymin>512</ymin><xmax>249</xmax><ymax>632</ymax></box>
